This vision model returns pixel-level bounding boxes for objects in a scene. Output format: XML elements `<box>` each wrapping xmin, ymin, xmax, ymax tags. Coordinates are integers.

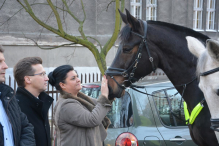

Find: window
<box><xmin>206</xmin><ymin>0</ymin><xmax>215</xmax><ymax>30</ymax></box>
<box><xmin>193</xmin><ymin>0</ymin><xmax>203</xmax><ymax>30</ymax></box>
<box><xmin>130</xmin><ymin>0</ymin><xmax>142</xmax><ymax>19</ymax></box>
<box><xmin>80</xmin><ymin>85</ymin><xmax>101</xmax><ymax>99</ymax></box>
<box><xmin>146</xmin><ymin>0</ymin><xmax>157</xmax><ymax>20</ymax></box>
<box><xmin>107</xmin><ymin>92</ymin><xmax>133</xmax><ymax>128</ymax></box>
<box><xmin>152</xmin><ymin>88</ymin><xmax>186</xmax><ymax>127</ymax></box>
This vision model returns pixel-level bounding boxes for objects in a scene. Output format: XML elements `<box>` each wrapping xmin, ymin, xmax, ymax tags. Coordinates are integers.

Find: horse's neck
<box><xmin>157</xmin><ymin>45</ymin><xmax>204</xmax><ymax>108</ymax></box>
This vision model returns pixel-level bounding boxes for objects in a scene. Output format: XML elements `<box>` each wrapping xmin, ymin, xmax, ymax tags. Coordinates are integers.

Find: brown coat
<box><xmin>54</xmin><ymin>92</ymin><xmax>112</xmax><ymax>146</ymax></box>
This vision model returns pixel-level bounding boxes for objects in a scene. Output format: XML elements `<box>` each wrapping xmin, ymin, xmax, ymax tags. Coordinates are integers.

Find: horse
<box><xmin>105</xmin><ymin>9</ymin><xmax>218</xmax><ymax>146</ymax></box>
<box><xmin>187</xmin><ymin>36</ymin><xmax>219</xmax><ymax>142</ymax></box>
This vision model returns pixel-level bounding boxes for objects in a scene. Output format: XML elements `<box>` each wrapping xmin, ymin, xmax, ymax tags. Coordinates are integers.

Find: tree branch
<box><xmin>80</xmin><ymin>0</ymin><xmax>86</xmax><ymax>22</ymax></box>
<box><xmin>62</xmin><ymin>0</ymin><xmax>87</xmax><ymax>40</ymax></box>
<box><xmin>23</xmin><ymin>35</ymin><xmax>76</xmax><ymax>50</ymax></box>
<box><xmin>18</xmin><ymin>0</ymin><xmax>63</xmax><ymax>36</ymax></box>
<box><xmin>106</xmin><ymin>0</ymin><xmax>115</xmax><ymax>11</ymax></box>
<box><xmin>15</xmin><ymin>0</ymin><xmax>123</xmax><ymax>74</ymax></box>
<box><xmin>62</xmin><ymin>0</ymin><xmax>81</xmax><ymax>23</ymax></box>
<box><xmin>38</xmin><ymin>10</ymin><xmax>54</xmax><ymax>41</ymax></box>
<box><xmin>87</xmin><ymin>36</ymin><xmax>102</xmax><ymax>50</ymax></box>
<box><xmin>46</xmin><ymin>0</ymin><xmax>65</xmax><ymax>35</ymax></box>
<box><xmin>102</xmin><ymin>0</ymin><xmax>124</xmax><ymax>55</ymax></box>
<box><xmin>0</xmin><ymin>0</ymin><xmax>6</xmax><ymax>10</ymax></box>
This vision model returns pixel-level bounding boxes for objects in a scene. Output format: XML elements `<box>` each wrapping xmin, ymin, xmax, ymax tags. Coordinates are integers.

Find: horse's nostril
<box><xmin>217</xmin><ymin>89</ymin><xmax>219</xmax><ymax>96</ymax></box>
<box><xmin>123</xmin><ymin>81</ymin><xmax>131</xmax><ymax>87</ymax></box>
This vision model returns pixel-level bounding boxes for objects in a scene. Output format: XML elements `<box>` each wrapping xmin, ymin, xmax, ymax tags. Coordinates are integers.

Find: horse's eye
<box><xmin>123</xmin><ymin>48</ymin><xmax>132</xmax><ymax>53</ymax></box>
<box><xmin>217</xmin><ymin>89</ymin><xmax>219</xmax><ymax>96</ymax></box>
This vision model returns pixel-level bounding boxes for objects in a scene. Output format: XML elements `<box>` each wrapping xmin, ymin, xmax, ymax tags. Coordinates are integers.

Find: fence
<box><xmin>4</xmin><ymin>72</ymin><xmax>103</xmax><ymax>141</ymax></box>
<box><xmin>4</xmin><ymin>71</ymin><xmax>166</xmax><ymax>141</ymax></box>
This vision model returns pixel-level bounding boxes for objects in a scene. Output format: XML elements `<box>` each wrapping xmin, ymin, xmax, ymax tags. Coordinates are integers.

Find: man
<box><xmin>0</xmin><ymin>46</ymin><xmax>35</xmax><ymax>146</ymax></box>
<box><xmin>14</xmin><ymin>57</ymin><xmax>53</xmax><ymax>146</ymax></box>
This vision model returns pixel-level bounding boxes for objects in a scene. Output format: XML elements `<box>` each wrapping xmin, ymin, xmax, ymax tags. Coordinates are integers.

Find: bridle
<box><xmin>199</xmin><ymin>67</ymin><xmax>219</xmax><ymax>132</ymax></box>
<box><xmin>105</xmin><ymin>21</ymin><xmax>156</xmax><ymax>91</ymax></box>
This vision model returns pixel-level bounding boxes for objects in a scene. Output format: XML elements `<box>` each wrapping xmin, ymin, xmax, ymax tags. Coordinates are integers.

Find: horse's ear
<box><xmin>186</xmin><ymin>36</ymin><xmax>205</xmax><ymax>58</ymax></box>
<box><xmin>118</xmin><ymin>9</ymin><xmax>127</xmax><ymax>24</ymax></box>
<box><xmin>206</xmin><ymin>39</ymin><xmax>219</xmax><ymax>61</ymax></box>
<box><xmin>125</xmin><ymin>9</ymin><xmax>141</xmax><ymax>31</ymax></box>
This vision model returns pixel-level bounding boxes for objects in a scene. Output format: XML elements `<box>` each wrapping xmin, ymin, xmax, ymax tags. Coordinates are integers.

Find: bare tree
<box><xmin>15</xmin><ymin>0</ymin><xmax>125</xmax><ymax>74</ymax></box>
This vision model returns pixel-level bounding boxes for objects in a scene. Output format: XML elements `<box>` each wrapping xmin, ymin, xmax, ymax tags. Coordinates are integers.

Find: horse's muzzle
<box><xmin>108</xmin><ymin>84</ymin><xmax>125</xmax><ymax>100</ymax></box>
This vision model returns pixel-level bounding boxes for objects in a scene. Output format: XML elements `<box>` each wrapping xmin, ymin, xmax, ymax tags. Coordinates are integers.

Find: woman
<box><xmin>48</xmin><ymin>65</ymin><xmax>112</xmax><ymax>146</ymax></box>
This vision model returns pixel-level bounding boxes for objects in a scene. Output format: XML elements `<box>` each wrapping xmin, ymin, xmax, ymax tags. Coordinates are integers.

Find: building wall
<box><xmin>1</xmin><ymin>40</ymin><xmax>117</xmax><ymax>68</ymax></box>
<box><xmin>0</xmin><ymin>0</ymin><xmax>218</xmax><ymax>68</ymax></box>
<box><xmin>0</xmin><ymin>0</ymin><xmax>118</xmax><ymax>68</ymax></box>
<box><xmin>136</xmin><ymin>0</ymin><xmax>219</xmax><ymax>40</ymax></box>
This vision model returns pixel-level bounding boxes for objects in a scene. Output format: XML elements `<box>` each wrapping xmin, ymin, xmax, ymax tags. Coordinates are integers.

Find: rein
<box><xmin>200</xmin><ymin>67</ymin><xmax>219</xmax><ymax>76</ymax></box>
<box><xmin>105</xmin><ymin>20</ymin><xmax>206</xmax><ymax>126</ymax></box>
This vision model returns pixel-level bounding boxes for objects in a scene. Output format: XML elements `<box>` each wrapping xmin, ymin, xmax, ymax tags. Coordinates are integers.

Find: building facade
<box><xmin>0</xmin><ymin>0</ymin><xmax>218</xmax><ymax>70</ymax></box>
<box><xmin>129</xmin><ymin>0</ymin><xmax>219</xmax><ymax>40</ymax></box>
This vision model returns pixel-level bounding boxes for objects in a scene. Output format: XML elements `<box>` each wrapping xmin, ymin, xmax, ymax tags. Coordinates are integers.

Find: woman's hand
<box><xmin>101</xmin><ymin>75</ymin><xmax>109</xmax><ymax>98</ymax></box>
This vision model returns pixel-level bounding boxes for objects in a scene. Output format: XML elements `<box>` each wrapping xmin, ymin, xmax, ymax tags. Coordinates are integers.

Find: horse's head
<box><xmin>106</xmin><ymin>9</ymin><xmax>159</xmax><ymax>99</ymax></box>
<box><xmin>187</xmin><ymin>36</ymin><xmax>219</xmax><ymax>120</ymax></box>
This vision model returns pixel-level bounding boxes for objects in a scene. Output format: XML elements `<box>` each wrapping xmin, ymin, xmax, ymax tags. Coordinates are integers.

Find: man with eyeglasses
<box><xmin>0</xmin><ymin>46</ymin><xmax>35</xmax><ymax>146</ymax></box>
<box><xmin>14</xmin><ymin>57</ymin><xmax>53</xmax><ymax>146</ymax></box>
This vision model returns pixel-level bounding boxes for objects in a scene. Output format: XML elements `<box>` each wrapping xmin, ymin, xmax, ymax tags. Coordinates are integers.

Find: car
<box><xmin>81</xmin><ymin>76</ymin><xmax>198</xmax><ymax>146</ymax></box>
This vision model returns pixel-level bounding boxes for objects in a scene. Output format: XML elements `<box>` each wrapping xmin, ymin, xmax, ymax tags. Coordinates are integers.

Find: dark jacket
<box><xmin>0</xmin><ymin>83</ymin><xmax>35</xmax><ymax>146</ymax></box>
<box><xmin>16</xmin><ymin>87</ymin><xmax>53</xmax><ymax>146</ymax></box>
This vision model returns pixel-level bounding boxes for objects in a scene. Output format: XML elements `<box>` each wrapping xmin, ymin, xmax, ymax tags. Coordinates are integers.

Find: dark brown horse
<box><xmin>106</xmin><ymin>9</ymin><xmax>218</xmax><ymax>146</ymax></box>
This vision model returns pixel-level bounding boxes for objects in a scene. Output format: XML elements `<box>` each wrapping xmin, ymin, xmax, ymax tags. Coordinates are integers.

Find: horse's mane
<box><xmin>120</xmin><ymin>20</ymin><xmax>210</xmax><ymax>42</ymax></box>
<box><xmin>147</xmin><ymin>21</ymin><xmax>210</xmax><ymax>78</ymax></box>
<box><xmin>147</xmin><ymin>20</ymin><xmax>210</xmax><ymax>41</ymax></box>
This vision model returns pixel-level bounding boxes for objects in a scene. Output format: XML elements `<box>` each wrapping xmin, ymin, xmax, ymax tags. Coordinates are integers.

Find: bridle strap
<box><xmin>200</xmin><ymin>67</ymin><xmax>219</xmax><ymax>76</ymax></box>
<box><xmin>110</xmin><ymin>76</ymin><xmax>126</xmax><ymax>90</ymax></box>
<box><xmin>105</xmin><ymin>21</ymin><xmax>156</xmax><ymax>89</ymax></box>
<box><xmin>131</xmin><ymin>21</ymin><xmax>156</xmax><ymax>73</ymax></box>
<box><xmin>210</xmin><ymin>118</ymin><xmax>219</xmax><ymax>132</ymax></box>
<box><xmin>144</xmin><ymin>40</ymin><xmax>156</xmax><ymax>72</ymax></box>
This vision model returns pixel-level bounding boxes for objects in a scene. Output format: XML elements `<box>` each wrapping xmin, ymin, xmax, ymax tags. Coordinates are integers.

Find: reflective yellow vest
<box><xmin>183</xmin><ymin>101</ymin><xmax>204</xmax><ymax>125</ymax></box>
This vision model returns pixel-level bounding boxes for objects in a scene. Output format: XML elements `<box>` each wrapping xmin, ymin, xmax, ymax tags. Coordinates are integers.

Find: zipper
<box><xmin>6</xmin><ymin>95</ymin><xmax>16</xmax><ymax>146</ymax></box>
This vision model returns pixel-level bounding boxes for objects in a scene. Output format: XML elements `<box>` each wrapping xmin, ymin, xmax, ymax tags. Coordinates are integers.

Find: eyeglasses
<box><xmin>30</xmin><ymin>72</ymin><xmax>47</xmax><ymax>77</ymax></box>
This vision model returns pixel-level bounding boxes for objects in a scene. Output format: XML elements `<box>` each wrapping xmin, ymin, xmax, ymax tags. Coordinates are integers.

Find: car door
<box><xmin>128</xmin><ymin>88</ymin><xmax>166</xmax><ymax>146</ymax></box>
<box><xmin>148</xmin><ymin>87</ymin><xmax>197</xmax><ymax>146</ymax></box>
<box><xmin>104</xmin><ymin>92</ymin><xmax>131</xmax><ymax>146</ymax></box>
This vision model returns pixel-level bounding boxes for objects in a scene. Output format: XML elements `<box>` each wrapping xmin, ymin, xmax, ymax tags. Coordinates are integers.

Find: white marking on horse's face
<box><xmin>188</xmin><ymin>37</ymin><xmax>219</xmax><ymax>119</ymax></box>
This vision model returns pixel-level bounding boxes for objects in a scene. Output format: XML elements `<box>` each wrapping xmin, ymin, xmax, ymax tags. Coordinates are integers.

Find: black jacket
<box><xmin>0</xmin><ymin>83</ymin><xmax>35</xmax><ymax>146</ymax></box>
<box><xmin>16</xmin><ymin>87</ymin><xmax>53</xmax><ymax>146</ymax></box>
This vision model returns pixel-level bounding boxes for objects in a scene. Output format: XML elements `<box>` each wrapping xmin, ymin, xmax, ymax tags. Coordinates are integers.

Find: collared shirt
<box><xmin>0</xmin><ymin>93</ymin><xmax>14</xmax><ymax>146</ymax></box>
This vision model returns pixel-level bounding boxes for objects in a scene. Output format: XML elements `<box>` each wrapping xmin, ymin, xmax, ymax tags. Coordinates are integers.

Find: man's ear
<box><xmin>24</xmin><ymin>76</ymin><xmax>31</xmax><ymax>84</ymax></box>
<box><xmin>59</xmin><ymin>82</ymin><xmax>66</xmax><ymax>89</ymax></box>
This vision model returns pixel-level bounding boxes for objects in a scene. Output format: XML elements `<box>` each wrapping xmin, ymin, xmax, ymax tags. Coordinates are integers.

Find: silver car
<box><xmin>81</xmin><ymin>77</ymin><xmax>197</xmax><ymax>146</ymax></box>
